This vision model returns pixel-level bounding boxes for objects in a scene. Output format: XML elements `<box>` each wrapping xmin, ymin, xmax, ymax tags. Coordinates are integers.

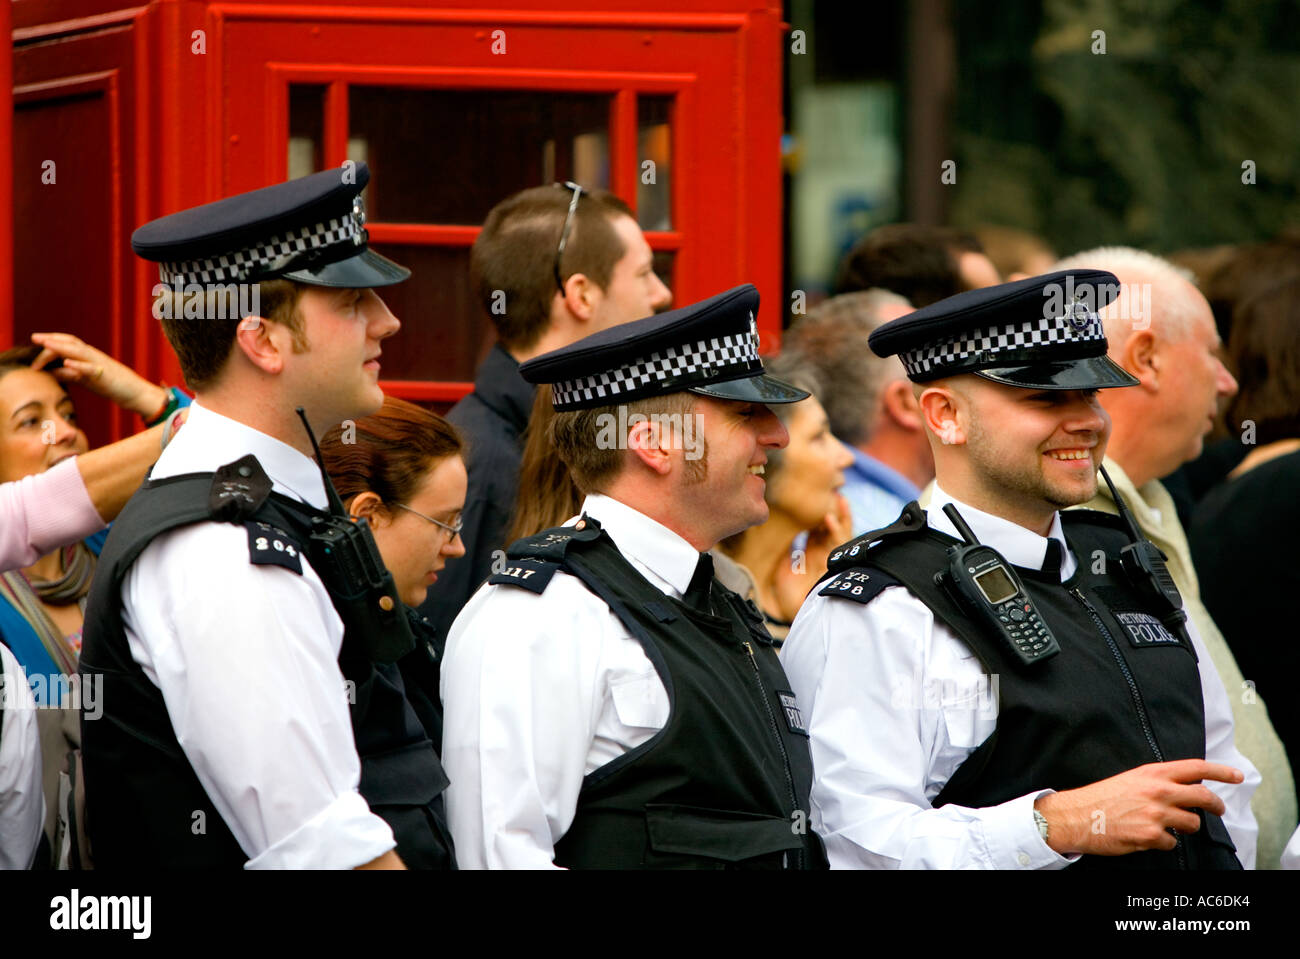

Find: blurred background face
<box><xmin>368</xmin><ymin>454</ymin><xmax>468</xmax><ymax>607</ymax></box>
<box><xmin>0</xmin><ymin>367</ymin><xmax>89</xmax><ymax>483</ymax></box>
<box><xmin>767</xmin><ymin>397</ymin><xmax>852</xmax><ymax>529</ymax></box>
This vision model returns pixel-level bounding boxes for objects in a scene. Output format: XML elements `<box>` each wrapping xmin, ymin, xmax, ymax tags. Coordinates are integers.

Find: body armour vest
<box><xmin>816</xmin><ymin>504</ymin><xmax>1240</xmax><ymax>870</ymax></box>
<box><xmin>78</xmin><ymin>462</ymin><xmax>455</xmax><ymax>869</ymax></box>
<box><xmin>491</xmin><ymin>520</ymin><xmax>827</xmax><ymax>869</ymax></box>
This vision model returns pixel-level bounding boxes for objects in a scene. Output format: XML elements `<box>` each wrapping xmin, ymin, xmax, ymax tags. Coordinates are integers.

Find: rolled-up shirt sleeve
<box><xmin>0</xmin><ymin>458</ymin><xmax>105</xmax><ymax>572</ymax></box>
<box><xmin>122</xmin><ymin>522</ymin><xmax>395</xmax><ymax>869</ymax></box>
<box><xmin>780</xmin><ymin>587</ymin><xmax>1075</xmax><ymax>870</ymax></box>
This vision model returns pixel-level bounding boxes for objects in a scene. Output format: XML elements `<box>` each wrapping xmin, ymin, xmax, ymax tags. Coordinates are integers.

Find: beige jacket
<box><xmin>1078</xmin><ymin>459</ymin><xmax>1297</xmax><ymax>869</ymax></box>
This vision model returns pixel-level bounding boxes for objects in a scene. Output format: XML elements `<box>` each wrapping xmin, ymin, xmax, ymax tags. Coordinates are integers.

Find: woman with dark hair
<box><xmin>1190</xmin><ymin>275</ymin><xmax>1300</xmax><ymax>808</ymax></box>
<box><xmin>319</xmin><ymin>396</ymin><xmax>467</xmax><ymax>750</ymax></box>
<box><xmin>715</xmin><ymin>353</ymin><xmax>853</xmax><ymax>642</ymax></box>
<box><xmin>0</xmin><ymin>336</ymin><xmax>188</xmax><ymax>868</ymax></box>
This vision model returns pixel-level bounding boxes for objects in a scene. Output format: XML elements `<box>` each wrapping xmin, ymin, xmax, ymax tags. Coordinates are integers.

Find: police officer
<box><xmin>79</xmin><ymin>165</ymin><xmax>453</xmax><ymax>868</ymax></box>
<box><xmin>780</xmin><ymin>270</ymin><xmax>1258</xmax><ymax>869</ymax></box>
<box><xmin>441</xmin><ymin>284</ymin><xmax>828</xmax><ymax>869</ymax></box>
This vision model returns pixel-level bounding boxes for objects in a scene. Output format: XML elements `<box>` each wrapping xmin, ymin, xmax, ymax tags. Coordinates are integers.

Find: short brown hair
<box><xmin>835</xmin><ymin>223</ymin><xmax>985</xmax><ymax>306</ymax></box>
<box><xmin>1226</xmin><ymin>275</ymin><xmax>1300</xmax><ymax>447</ymax></box>
<box><xmin>318</xmin><ymin>395</ymin><xmax>464</xmax><ymax>510</ymax></box>
<box><xmin>549</xmin><ymin>391</ymin><xmax>696</xmax><ymax>494</ymax></box>
<box><xmin>471</xmin><ymin>185</ymin><xmax>633</xmax><ymax>353</ymax></box>
<box><xmin>154</xmin><ymin>278</ymin><xmax>306</xmax><ymax>391</ymax></box>
<box><xmin>0</xmin><ymin>344</ymin><xmax>48</xmax><ymax>379</ymax></box>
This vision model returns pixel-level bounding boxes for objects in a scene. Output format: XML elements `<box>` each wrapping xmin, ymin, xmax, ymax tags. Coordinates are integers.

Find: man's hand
<box><xmin>1035</xmin><ymin>759</ymin><xmax>1244</xmax><ymax>856</ymax></box>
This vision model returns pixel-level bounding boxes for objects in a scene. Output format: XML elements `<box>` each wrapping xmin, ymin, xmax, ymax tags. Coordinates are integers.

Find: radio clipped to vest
<box><xmin>295</xmin><ymin>408</ymin><xmax>415</xmax><ymax>664</ymax></box>
<box><xmin>934</xmin><ymin>503</ymin><xmax>1061</xmax><ymax>667</ymax></box>
<box><xmin>1098</xmin><ymin>465</ymin><xmax>1190</xmax><ymax>647</ymax></box>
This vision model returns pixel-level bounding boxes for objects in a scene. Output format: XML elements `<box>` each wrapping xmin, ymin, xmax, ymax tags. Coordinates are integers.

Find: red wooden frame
<box><xmin>7</xmin><ymin>0</ymin><xmax>785</xmax><ymax>431</ymax></box>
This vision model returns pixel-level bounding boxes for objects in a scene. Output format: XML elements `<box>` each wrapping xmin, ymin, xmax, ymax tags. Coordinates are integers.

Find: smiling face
<box><xmin>677</xmin><ymin>395</ymin><xmax>789</xmax><ymax>544</ymax></box>
<box><xmin>0</xmin><ymin>367</ymin><xmax>90</xmax><ymax>483</ymax></box>
<box><xmin>955</xmin><ymin>378</ymin><xmax>1112</xmax><ymax>525</ymax></box>
<box><xmin>287</xmin><ymin>286</ymin><xmax>401</xmax><ymax>429</ymax></box>
<box><xmin>767</xmin><ymin>397</ymin><xmax>854</xmax><ymax>528</ymax></box>
<box><xmin>366</xmin><ymin>454</ymin><xmax>468</xmax><ymax>608</ymax></box>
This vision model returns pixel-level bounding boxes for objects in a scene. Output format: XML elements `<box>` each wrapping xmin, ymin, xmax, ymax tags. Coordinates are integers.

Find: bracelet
<box><xmin>160</xmin><ymin>409</ymin><xmax>186</xmax><ymax>452</ymax></box>
<box><xmin>144</xmin><ymin>386</ymin><xmax>182</xmax><ymax>427</ymax></box>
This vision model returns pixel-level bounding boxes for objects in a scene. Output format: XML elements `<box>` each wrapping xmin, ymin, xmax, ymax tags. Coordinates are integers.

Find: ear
<box><xmin>347</xmin><ymin>490</ymin><xmax>391</xmax><ymax>530</ymax></box>
<box><xmin>626</xmin><ymin>416</ymin><xmax>672</xmax><ymax>476</ymax></box>
<box><xmin>1119</xmin><ymin>330</ymin><xmax>1159</xmax><ymax>391</ymax></box>
<box><xmin>916</xmin><ymin>385</ymin><xmax>967</xmax><ymax>446</ymax></box>
<box><xmin>232</xmin><ymin>314</ymin><xmax>287</xmax><ymax>375</ymax></box>
<box><xmin>558</xmin><ymin>272</ymin><xmax>600</xmax><ymax>324</ymax></box>
<box><xmin>882</xmin><ymin>379</ymin><xmax>924</xmax><ymax>432</ymax></box>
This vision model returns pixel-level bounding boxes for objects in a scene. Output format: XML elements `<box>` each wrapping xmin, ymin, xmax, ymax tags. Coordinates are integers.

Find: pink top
<box><xmin>0</xmin><ymin>457</ymin><xmax>106</xmax><ymax>572</ymax></box>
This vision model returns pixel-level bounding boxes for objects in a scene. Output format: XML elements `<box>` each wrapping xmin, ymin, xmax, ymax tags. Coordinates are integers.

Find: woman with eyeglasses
<box><xmin>319</xmin><ymin>397</ymin><xmax>468</xmax><ymax>757</ymax></box>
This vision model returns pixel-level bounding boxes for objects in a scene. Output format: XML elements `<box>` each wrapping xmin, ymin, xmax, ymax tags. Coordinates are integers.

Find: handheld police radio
<box><xmin>935</xmin><ymin>503</ymin><xmax>1061</xmax><ymax>667</ymax></box>
<box><xmin>296</xmin><ymin>408</ymin><xmax>416</xmax><ymax>664</ymax></box>
<box><xmin>1098</xmin><ymin>465</ymin><xmax>1189</xmax><ymax>643</ymax></box>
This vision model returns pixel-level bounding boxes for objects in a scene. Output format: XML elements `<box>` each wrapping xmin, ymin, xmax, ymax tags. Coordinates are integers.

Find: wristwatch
<box><xmin>1033</xmin><ymin>808</ymin><xmax>1050</xmax><ymax>843</ymax></box>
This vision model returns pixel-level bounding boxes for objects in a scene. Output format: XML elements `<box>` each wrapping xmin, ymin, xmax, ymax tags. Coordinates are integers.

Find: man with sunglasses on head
<box><xmin>417</xmin><ymin>183</ymin><xmax>672</xmax><ymax>644</ymax></box>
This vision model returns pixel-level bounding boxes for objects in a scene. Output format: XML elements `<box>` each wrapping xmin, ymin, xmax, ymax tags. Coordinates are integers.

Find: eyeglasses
<box><xmin>552</xmin><ymin>180</ymin><xmax>584</xmax><ymax>295</ymax></box>
<box><xmin>393</xmin><ymin>503</ymin><xmax>464</xmax><ymax>540</ymax></box>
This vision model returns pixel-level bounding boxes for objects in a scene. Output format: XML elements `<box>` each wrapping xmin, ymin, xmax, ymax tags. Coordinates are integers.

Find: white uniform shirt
<box><xmin>0</xmin><ymin>644</ymin><xmax>44</xmax><ymax>869</ymax></box>
<box><xmin>779</xmin><ymin>484</ymin><xmax>1259</xmax><ymax>869</ymax></box>
<box><xmin>119</xmin><ymin>401</ymin><xmax>395</xmax><ymax>869</ymax></box>
<box><xmin>441</xmin><ymin>493</ymin><xmax>690</xmax><ymax>869</ymax></box>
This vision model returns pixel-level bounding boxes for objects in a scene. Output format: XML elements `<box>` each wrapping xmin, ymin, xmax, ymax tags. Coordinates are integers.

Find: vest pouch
<box><xmin>644</xmin><ymin>803</ymin><xmax>802</xmax><ymax>868</ymax></box>
<box><xmin>357</xmin><ymin>740</ymin><xmax>449</xmax><ymax>807</ymax></box>
<box><xmin>1194</xmin><ymin>811</ymin><xmax>1243</xmax><ymax>870</ymax></box>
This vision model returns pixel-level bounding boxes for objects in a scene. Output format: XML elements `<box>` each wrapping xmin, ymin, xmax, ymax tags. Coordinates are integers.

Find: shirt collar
<box><xmin>577</xmin><ymin>493</ymin><xmax>702</xmax><ymax>598</ymax></box>
<box><xmin>152</xmin><ymin>400</ymin><xmax>329</xmax><ymax>509</ymax></box>
<box><xmin>846</xmin><ymin>444</ymin><xmax>923</xmax><ymax>501</ymax></box>
<box><xmin>927</xmin><ymin>482</ymin><xmax>1075</xmax><ymax>580</ymax></box>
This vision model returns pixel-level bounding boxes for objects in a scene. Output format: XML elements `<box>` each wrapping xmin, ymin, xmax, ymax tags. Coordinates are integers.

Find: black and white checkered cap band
<box><xmin>158</xmin><ymin>203</ymin><xmax>365</xmax><ymax>286</ymax></box>
<box><xmin>551</xmin><ymin>328</ymin><xmax>761</xmax><ymax>409</ymax></box>
<box><xmin>901</xmin><ymin>306</ymin><xmax>1106</xmax><ymax>378</ymax></box>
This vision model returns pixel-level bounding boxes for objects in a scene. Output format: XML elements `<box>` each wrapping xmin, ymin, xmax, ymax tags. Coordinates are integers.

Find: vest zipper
<box><xmin>742</xmin><ymin>640</ymin><xmax>801</xmax><ymax>869</ymax></box>
<box><xmin>1067</xmin><ymin>586</ymin><xmax>1188</xmax><ymax>870</ymax></box>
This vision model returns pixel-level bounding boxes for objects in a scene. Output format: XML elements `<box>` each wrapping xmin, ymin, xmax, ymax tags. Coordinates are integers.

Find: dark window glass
<box><xmin>366</xmin><ymin>243</ymin><xmax>488</xmax><ymax>382</ymax></box>
<box><xmin>348</xmin><ymin>88</ymin><xmax>611</xmax><ymax>224</ymax></box>
<box><xmin>288</xmin><ymin>85</ymin><xmax>325</xmax><ymax>178</ymax></box>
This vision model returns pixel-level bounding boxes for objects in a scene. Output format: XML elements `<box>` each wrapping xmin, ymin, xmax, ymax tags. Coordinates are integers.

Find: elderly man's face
<box><xmin>1155</xmin><ymin>306</ymin><xmax>1238</xmax><ymax>468</ymax></box>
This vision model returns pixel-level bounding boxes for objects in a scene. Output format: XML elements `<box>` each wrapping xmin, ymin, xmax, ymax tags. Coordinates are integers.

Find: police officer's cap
<box><xmin>869</xmin><ymin>269</ymin><xmax>1139</xmax><ymax>390</ymax></box>
<box><xmin>520</xmin><ymin>284</ymin><xmax>810</xmax><ymax>411</ymax></box>
<box><xmin>131</xmin><ymin>163</ymin><xmax>409</xmax><ymax>289</ymax></box>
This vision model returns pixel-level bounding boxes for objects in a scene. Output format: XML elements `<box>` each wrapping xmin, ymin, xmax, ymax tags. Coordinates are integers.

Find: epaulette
<box><xmin>817</xmin><ymin>568</ymin><xmax>900</xmax><ymax>605</ymax></box>
<box><xmin>825</xmin><ymin>501</ymin><xmax>927</xmax><ymax>574</ymax></box>
<box><xmin>244</xmin><ymin>519</ymin><xmax>304</xmax><ymax>575</ymax></box>
<box><xmin>487</xmin><ymin>515</ymin><xmax>605</xmax><ymax>595</ymax></box>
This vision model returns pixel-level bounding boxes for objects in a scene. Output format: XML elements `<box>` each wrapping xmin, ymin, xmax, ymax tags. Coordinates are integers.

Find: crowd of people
<box><xmin>1</xmin><ymin>162</ymin><xmax>1297</xmax><ymax>871</ymax></box>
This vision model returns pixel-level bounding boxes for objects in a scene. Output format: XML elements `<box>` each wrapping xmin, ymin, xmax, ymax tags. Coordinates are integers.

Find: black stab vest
<box><xmin>817</xmin><ymin>505</ymin><xmax>1240</xmax><ymax>870</ymax></box>
<box><xmin>492</xmin><ymin>521</ymin><xmax>827</xmax><ymax>870</ymax></box>
<box><xmin>78</xmin><ymin>466</ymin><xmax>455</xmax><ymax>869</ymax></box>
